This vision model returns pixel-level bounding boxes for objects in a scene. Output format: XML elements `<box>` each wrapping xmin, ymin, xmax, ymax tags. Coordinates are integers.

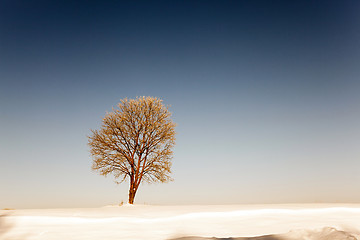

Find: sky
<box><xmin>1</xmin><ymin>0</ymin><xmax>360</xmax><ymax>209</ymax></box>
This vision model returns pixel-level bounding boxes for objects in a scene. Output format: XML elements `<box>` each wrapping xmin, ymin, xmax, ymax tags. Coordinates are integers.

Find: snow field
<box><xmin>1</xmin><ymin>204</ymin><xmax>360</xmax><ymax>240</ymax></box>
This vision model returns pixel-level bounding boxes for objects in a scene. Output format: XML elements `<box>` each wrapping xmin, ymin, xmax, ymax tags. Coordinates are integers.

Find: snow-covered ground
<box><xmin>1</xmin><ymin>204</ymin><xmax>360</xmax><ymax>240</ymax></box>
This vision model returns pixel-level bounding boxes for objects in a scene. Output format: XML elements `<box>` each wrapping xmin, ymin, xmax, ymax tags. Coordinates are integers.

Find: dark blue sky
<box><xmin>1</xmin><ymin>1</ymin><xmax>360</xmax><ymax>208</ymax></box>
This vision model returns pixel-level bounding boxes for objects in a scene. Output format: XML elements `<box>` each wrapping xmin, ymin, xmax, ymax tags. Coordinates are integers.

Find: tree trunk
<box><xmin>128</xmin><ymin>181</ymin><xmax>137</xmax><ymax>204</ymax></box>
<box><xmin>128</xmin><ymin>189</ymin><xmax>134</xmax><ymax>204</ymax></box>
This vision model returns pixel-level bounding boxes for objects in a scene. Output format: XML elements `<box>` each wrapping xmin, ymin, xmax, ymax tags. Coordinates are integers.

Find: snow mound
<box><xmin>102</xmin><ymin>203</ymin><xmax>145</xmax><ymax>208</ymax></box>
<box><xmin>285</xmin><ymin>227</ymin><xmax>358</xmax><ymax>240</ymax></box>
<box><xmin>171</xmin><ymin>227</ymin><xmax>359</xmax><ymax>240</ymax></box>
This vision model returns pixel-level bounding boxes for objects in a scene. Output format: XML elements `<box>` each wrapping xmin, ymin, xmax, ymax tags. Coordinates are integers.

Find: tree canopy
<box><xmin>88</xmin><ymin>96</ymin><xmax>176</xmax><ymax>204</ymax></box>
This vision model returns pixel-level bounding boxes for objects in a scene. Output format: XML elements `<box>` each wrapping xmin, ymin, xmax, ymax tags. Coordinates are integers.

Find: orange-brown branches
<box><xmin>88</xmin><ymin>96</ymin><xmax>176</xmax><ymax>204</ymax></box>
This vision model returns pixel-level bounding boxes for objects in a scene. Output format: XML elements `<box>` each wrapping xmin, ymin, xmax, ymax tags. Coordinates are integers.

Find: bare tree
<box><xmin>88</xmin><ymin>96</ymin><xmax>176</xmax><ymax>204</ymax></box>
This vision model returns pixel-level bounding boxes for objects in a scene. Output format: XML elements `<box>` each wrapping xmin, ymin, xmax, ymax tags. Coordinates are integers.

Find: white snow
<box><xmin>1</xmin><ymin>204</ymin><xmax>360</xmax><ymax>240</ymax></box>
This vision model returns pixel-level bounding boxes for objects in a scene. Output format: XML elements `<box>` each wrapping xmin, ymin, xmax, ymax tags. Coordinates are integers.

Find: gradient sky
<box><xmin>1</xmin><ymin>0</ymin><xmax>360</xmax><ymax>209</ymax></box>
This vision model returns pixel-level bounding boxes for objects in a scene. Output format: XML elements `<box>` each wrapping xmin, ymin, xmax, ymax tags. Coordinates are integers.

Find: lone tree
<box><xmin>88</xmin><ymin>96</ymin><xmax>176</xmax><ymax>204</ymax></box>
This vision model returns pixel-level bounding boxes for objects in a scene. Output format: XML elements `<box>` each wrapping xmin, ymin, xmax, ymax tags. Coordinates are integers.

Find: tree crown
<box><xmin>88</xmin><ymin>96</ymin><xmax>176</xmax><ymax>186</ymax></box>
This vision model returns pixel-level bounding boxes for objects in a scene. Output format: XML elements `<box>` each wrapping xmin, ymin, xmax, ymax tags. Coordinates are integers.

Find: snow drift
<box><xmin>172</xmin><ymin>227</ymin><xmax>358</xmax><ymax>240</ymax></box>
